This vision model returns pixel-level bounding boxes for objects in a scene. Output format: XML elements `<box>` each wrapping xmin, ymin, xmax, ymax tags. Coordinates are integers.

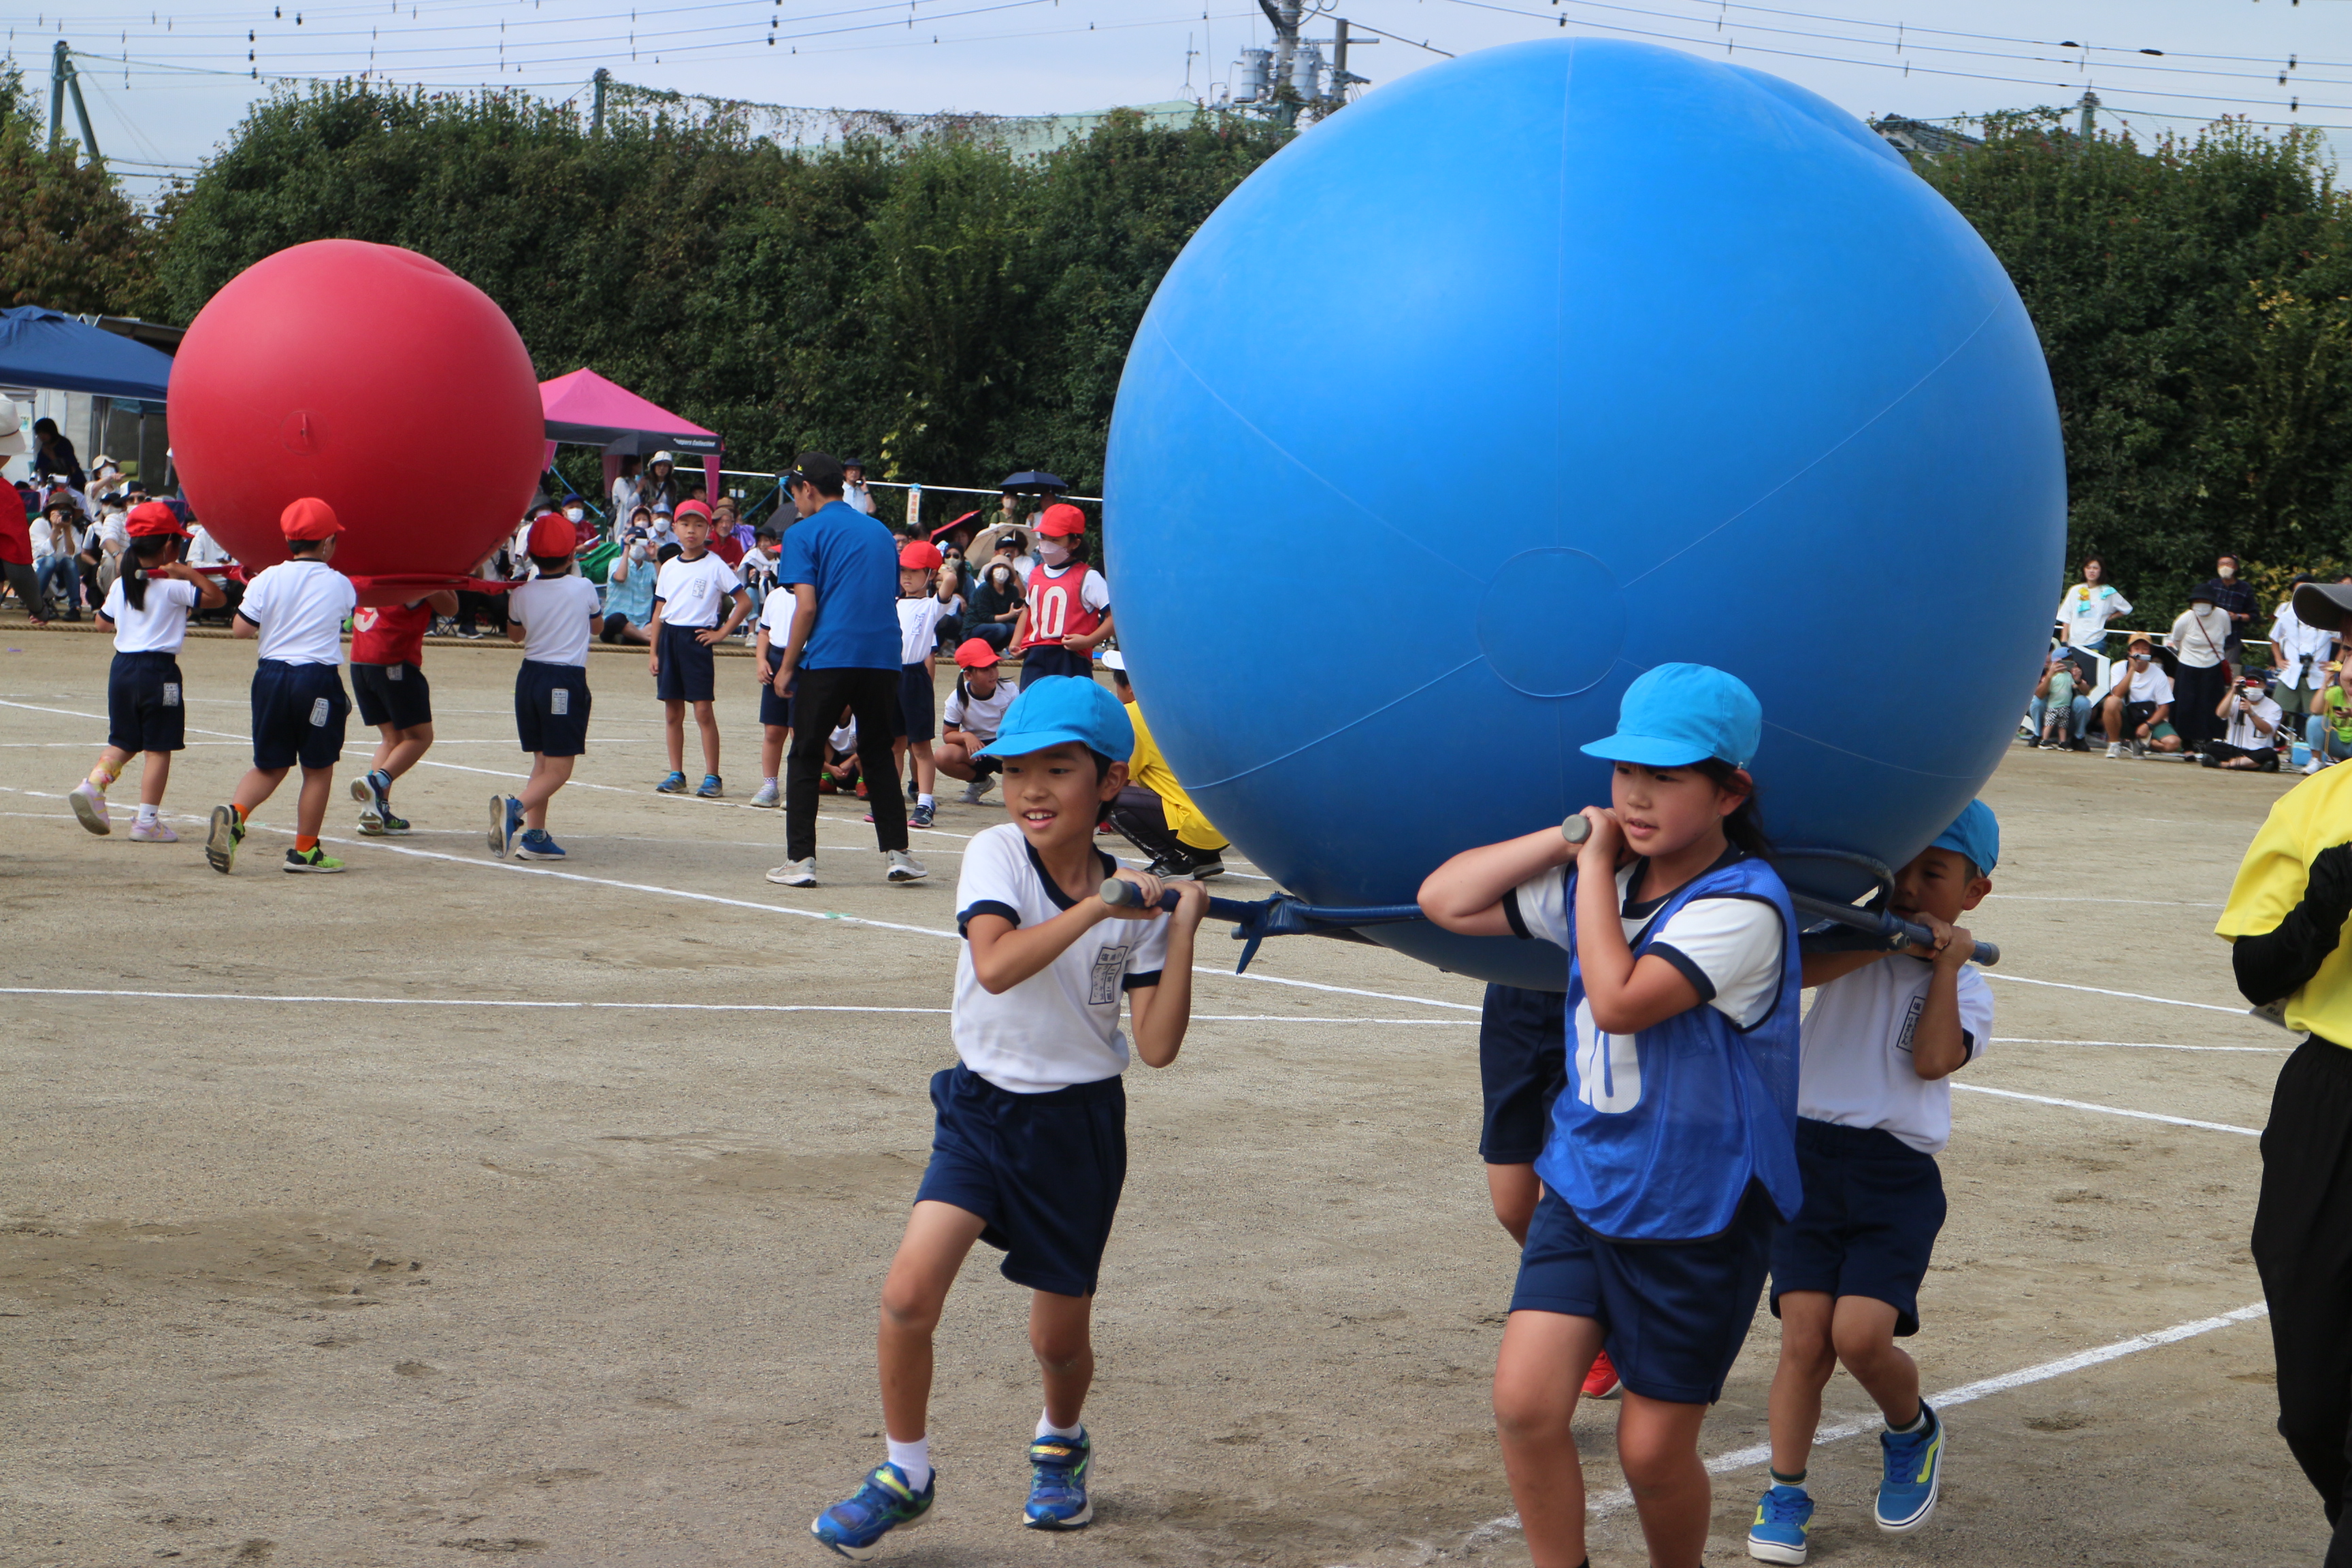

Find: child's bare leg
<box><xmin>1492</xmin><ymin>1309</ymin><xmax>1602</xmax><ymax>1568</ymax></box>
<box><xmin>379</xmin><ymin>721</ymin><xmax>434</xmax><ymax>780</ymax></box>
<box><xmin>520</xmin><ymin>755</ymin><xmax>574</xmax><ymax>830</ymax></box>
<box><xmin>912</xmin><ymin>740</ymin><xmax>936</xmax><ymax>797</ymax></box>
<box><xmin>761</xmin><ymin>725</ymin><xmax>787</xmax><ymax>780</ymax></box>
<box><xmin>934</xmin><ymin>738</ymin><xmax>975</xmax><ymax>781</ymax></box>
<box><xmin>1029</xmin><ymin>1290</ymin><xmax>1094</xmax><ymax>1430</ymax></box>
<box><xmin>233</xmin><ymin>765</ymin><xmax>290</xmax><ymax>815</ymax></box>
<box><xmin>295</xmin><ymin>766</ymin><xmax>336</xmax><ymax>838</ymax></box>
<box><xmin>1767</xmin><ymin>1290</ymin><xmax>1838</xmax><ymax>1475</ymax></box>
<box><xmin>1830</xmin><ymin>1295</ymin><xmax>1919</xmax><ymax>1426</ymax></box>
<box><xmin>370</xmin><ymin>721</ymin><xmax>400</xmax><ymax>774</ymax></box>
<box><xmin>1616</xmin><ymin>1392</ymin><xmax>1712</xmax><ymax>1568</ymax></box>
<box><xmin>1486</xmin><ymin>1163</ymin><xmax>1541</xmax><ymax>1245</ymax></box>
<box><xmin>878</xmin><ymin>1200</ymin><xmax>988</xmax><ymax>1444</ymax></box>
<box><xmin>693</xmin><ymin>701</ymin><xmax>721</xmax><ymax>775</ymax></box>
<box><xmin>663</xmin><ymin>700</ymin><xmax>686</xmax><ymax>771</ymax></box>
<box><xmin>137</xmin><ymin>751</ymin><xmax>172</xmax><ymax>807</ymax></box>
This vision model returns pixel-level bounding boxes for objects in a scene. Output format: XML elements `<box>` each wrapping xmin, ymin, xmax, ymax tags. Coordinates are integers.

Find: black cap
<box><xmin>2295</xmin><ymin>581</ymin><xmax>2352</xmax><ymax>634</ymax></box>
<box><xmin>788</xmin><ymin>451</ymin><xmax>847</xmax><ymax>494</ymax></box>
<box><xmin>843</xmin><ymin>457</ymin><xmax>868</xmax><ymax>470</ymax></box>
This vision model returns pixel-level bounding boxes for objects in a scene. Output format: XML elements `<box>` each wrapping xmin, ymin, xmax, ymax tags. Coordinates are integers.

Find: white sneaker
<box><xmin>766</xmin><ymin>858</ymin><xmax>817</xmax><ymax>887</ymax></box>
<box><xmin>749</xmin><ymin>779</ymin><xmax>781</xmax><ymax>808</ymax></box>
<box><xmin>2306</xmin><ymin>757</ymin><xmax>2325</xmax><ymax>775</ymax></box>
<box><xmin>2105</xmin><ymin>742</ymin><xmax>2124</xmax><ymax>759</ymax></box>
<box><xmin>886</xmin><ymin>850</ymin><xmax>928</xmax><ymax>883</ymax></box>
<box><xmin>67</xmin><ymin>778</ymin><xmax>110</xmax><ymax>835</ymax></box>
<box><xmin>958</xmin><ymin>777</ymin><xmax>992</xmax><ymax>804</ymax></box>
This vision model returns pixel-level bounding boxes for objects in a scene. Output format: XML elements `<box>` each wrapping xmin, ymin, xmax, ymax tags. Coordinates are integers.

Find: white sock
<box><xmin>1036</xmin><ymin>1410</ymin><xmax>1083</xmax><ymax>1441</ymax></box>
<box><xmin>764</xmin><ymin>776</ymin><xmax>778</xmax><ymax>788</ymax></box>
<box><xmin>919</xmin><ymin>793</ymin><xmax>935</xmax><ymax>809</ymax></box>
<box><xmin>885</xmin><ymin>1435</ymin><xmax>930</xmax><ymax>1491</ymax></box>
<box><xmin>135</xmin><ymin>803</ymin><xmax>158</xmax><ymax>826</ymax></box>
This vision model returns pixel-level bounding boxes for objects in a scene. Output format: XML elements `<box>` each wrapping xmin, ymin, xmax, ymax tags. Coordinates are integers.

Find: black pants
<box><xmin>2174</xmin><ymin>662</ymin><xmax>2229</xmax><ymax>752</ymax></box>
<box><xmin>2253</xmin><ymin>1034</ymin><xmax>2352</xmax><ymax>1568</ymax></box>
<box><xmin>2204</xmin><ymin>741</ymin><xmax>2281</xmax><ymax>772</ymax></box>
<box><xmin>3</xmin><ymin>559</ymin><xmax>39</xmax><ymax>619</ymax></box>
<box><xmin>785</xmin><ymin>665</ymin><xmax>906</xmax><ymax>861</ymax></box>
<box><xmin>1107</xmin><ymin>784</ymin><xmax>1191</xmax><ymax>867</ymax></box>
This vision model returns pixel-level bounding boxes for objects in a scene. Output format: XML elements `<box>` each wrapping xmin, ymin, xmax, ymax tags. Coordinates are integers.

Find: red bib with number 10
<box><xmin>1022</xmin><ymin>561</ymin><xmax>1102</xmax><ymax>649</ymax></box>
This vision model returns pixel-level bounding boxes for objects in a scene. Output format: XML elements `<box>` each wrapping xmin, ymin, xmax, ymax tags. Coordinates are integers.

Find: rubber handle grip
<box><xmin>1561</xmin><ymin>815</ymin><xmax>1592</xmax><ymax>844</ymax></box>
<box><xmin>1100</xmin><ymin>877</ymin><xmax>1181</xmax><ymax>912</ymax></box>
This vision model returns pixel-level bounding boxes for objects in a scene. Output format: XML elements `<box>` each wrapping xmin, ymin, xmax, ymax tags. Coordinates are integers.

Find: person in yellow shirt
<box><xmin>1100</xmin><ymin>651</ymin><xmax>1226</xmax><ymax>881</ymax></box>
<box><xmin>2218</xmin><ymin>578</ymin><xmax>2352</xmax><ymax>1567</ymax></box>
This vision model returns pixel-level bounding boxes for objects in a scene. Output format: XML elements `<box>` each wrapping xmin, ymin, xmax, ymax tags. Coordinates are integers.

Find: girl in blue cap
<box><xmin>1420</xmin><ymin>662</ymin><xmax>1801</xmax><ymax>1568</ymax></box>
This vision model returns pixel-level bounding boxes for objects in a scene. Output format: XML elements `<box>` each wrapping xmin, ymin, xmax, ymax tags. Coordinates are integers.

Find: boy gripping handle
<box><xmin>1747</xmin><ymin>801</ymin><xmax>1997</xmax><ymax>1564</ymax></box>
<box><xmin>205</xmin><ymin>498</ymin><xmax>359</xmax><ymax>875</ymax></box>
<box><xmin>809</xmin><ymin>676</ymin><xmax>1208</xmax><ymax>1561</ymax></box>
<box><xmin>1420</xmin><ymin>664</ymin><xmax>1801</xmax><ymax>1568</ymax></box>
<box><xmin>491</xmin><ymin>512</ymin><xmax>603</xmax><ymax>861</ymax></box>
<box><xmin>68</xmin><ymin>502</ymin><xmax>225</xmax><ymax>840</ymax></box>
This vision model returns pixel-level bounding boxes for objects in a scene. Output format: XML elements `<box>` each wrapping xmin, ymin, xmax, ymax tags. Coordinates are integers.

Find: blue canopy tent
<box><xmin>0</xmin><ymin>307</ymin><xmax>174</xmax><ymax>400</ymax></box>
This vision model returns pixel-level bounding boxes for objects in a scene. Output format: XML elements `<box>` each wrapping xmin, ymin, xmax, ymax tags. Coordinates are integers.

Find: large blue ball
<box><xmin>1105</xmin><ymin>39</ymin><xmax>2063</xmax><ymax>989</ymax></box>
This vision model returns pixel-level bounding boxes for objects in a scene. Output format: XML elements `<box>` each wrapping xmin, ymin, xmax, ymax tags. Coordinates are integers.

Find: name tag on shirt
<box><xmin>1089</xmin><ymin>940</ymin><xmax>1131</xmax><ymax>1006</ymax></box>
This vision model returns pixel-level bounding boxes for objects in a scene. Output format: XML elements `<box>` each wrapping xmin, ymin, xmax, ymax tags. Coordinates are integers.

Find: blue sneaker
<box><xmin>488</xmin><ymin>794</ymin><xmax>523</xmax><ymax>858</ymax></box>
<box><xmin>1876</xmin><ymin>1403</ymin><xmax>1944</xmax><ymax>1533</ymax></box>
<box><xmin>1747</xmin><ymin>1484</ymin><xmax>1813</xmax><ymax>1564</ymax></box>
<box><xmin>1022</xmin><ymin>1429</ymin><xmax>1092</xmax><ymax>1531</ymax></box>
<box><xmin>696</xmin><ymin>772</ymin><xmax>723</xmax><ymax>799</ymax></box>
<box><xmin>810</xmin><ymin>1463</ymin><xmax>933</xmax><ymax>1561</ymax></box>
<box><xmin>515</xmin><ymin>828</ymin><xmax>565</xmax><ymax>860</ymax></box>
<box><xmin>655</xmin><ymin>770</ymin><xmax>687</xmax><ymax>794</ymax></box>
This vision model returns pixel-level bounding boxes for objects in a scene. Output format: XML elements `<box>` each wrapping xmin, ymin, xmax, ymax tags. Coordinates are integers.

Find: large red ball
<box><xmin>169</xmin><ymin>240</ymin><xmax>543</xmax><ymax>596</ymax></box>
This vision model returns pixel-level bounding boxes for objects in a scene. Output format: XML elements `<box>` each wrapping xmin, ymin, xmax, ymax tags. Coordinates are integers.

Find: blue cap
<box><xmin>1579</xmin><ymin>664</ymin><xmax>1763</xmax><ymax>770</ymax></box>
<box><xmin>1928</xmin><ymin>799</ymin><xmax>1999</xmax><ymax>876</ymax></box>
<box><xmin>977</xmin><ymin>676</ymin><xmax>1134</xmax><ymax>762</ymax></box>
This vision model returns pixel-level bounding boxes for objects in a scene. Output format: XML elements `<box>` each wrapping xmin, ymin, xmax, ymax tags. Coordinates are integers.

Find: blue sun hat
<box><xmin>1929</xmin><ymin>798</ymin><xmax>1999</xmax><ymax>876</ymax></box>
<box><xmin>1579</xmin><ymin>664</ymin><xmax>1763</xmax><ymax>770</ymax></box>
<box><xmin>977</xmin><ymin>676</ymin><xmax>1135</xmax><ymax>762</ymax></box>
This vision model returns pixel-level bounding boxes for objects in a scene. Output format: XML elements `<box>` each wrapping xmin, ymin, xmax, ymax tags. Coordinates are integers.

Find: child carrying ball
<box><xmin>491</xmin><ymin>512</ymin><xmax>603</xmax><ymax>861</ymax></box>
<box><xmin>1419</xmin><ymin>664</ymin><xmax>1801</xmax><ymax>1568</ymax></box>
<box><xmin>809</xmin><ymin>676</ymin><xmax>1209</xmax><ymax>1560</ymax></box>
<box><xmin>348</xmin><ymin>587</ymin><xmax>459</xmax><ymax>835</ymax></box>
<box><xmin>206</xmin><ymin>498</ymin><xmax>360</xmax><ymax>876</ymax></box>
<box><xmin>67</xmin><ymin>502</ymin><xmax>225</xmax><ymax>840</ymax></box>
<box><xmin>1746</xmin><ymin>801</ymin><xmax>1997</xmax><ymax>1565</ymax></box>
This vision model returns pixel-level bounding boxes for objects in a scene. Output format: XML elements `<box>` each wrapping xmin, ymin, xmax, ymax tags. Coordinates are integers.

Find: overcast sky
<box><xmin>16</xmin><ymin>0</ymin><xmax>2351</xmax><ymax>201</ymax></box>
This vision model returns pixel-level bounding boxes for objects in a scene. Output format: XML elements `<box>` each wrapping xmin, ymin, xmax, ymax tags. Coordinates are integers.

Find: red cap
<box><xmin>899</xmin><ymin>539</ymin><xmax>944</xmax><ymax>570</ymax></box>
<box><xmin>125</xmin><ymin>501</ymin><xmax>189</xmax><ymax>539</ymax></box>
<box><xmin>953</xmin><ymin>636</ymin><xmax>1001</xmax><ymax>670</ymax></box>
<box><xmin>1037</xmin><ymin>502</ymin><xmax>1087</xmax><ymax>537</ymax></box>
<box><xmin>280</xmin><ymin>497</ymin><xmax>342</xmax><ymax>540</ymax></box>
<box><xmin>674</xmin><ymin>499</ymin><xmax>712</xmax><ymax>523</ymax></box>
<box><xmin>527</xmin><ymin>512</ymin><xmax>577</xmax><ymax>559</ymax></box>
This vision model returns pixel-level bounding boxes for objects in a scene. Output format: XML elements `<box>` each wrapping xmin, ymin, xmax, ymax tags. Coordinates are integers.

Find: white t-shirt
<box><xmin>2223</xmin><ymin>690</ymin><xmax>2284</xmax><ymax>751</ymax></box>
<box><xmin>2123</xmin><ymin>663</ymin><xmax>2174</xmax><ymax>704</ymax></box>
<box><xmin>952</xmin><ymin>822</ymin><xmax>1173</xmax><ymax>1094</ymax></box>
<box><xmin>101</xmin><ymin>575</ymin><xmax>197</xmax><ymax>655</ymax></box>
<box><xmin>898</xmin><ymin>595</ymin><xmax>948</xmax><ymax>664</ymax></box>
<box><xmin>758</xmin><ymin>587</ymin><xmax>794</xmax><ymax>636</ymax></box>
<box><xmin>843</xmin><ymin>481</ymin><xmax>876</xmax><ymax>516</ymax></box>
<box><xmin>238</xmin><ymin>558</ymin><xmax>355</xmax><ymax>666</ymax></box>
<box><xmin>2166</xmin><ymin>604</ymin><xmax>2231</xmax><ymax>669</ymax></box>
<box><xmin>2271</xmin><ymin>605</ymin><xmax>2334</xmax><ymax>692</ymax></box>
<box><xmin>1507</xmin><ymin>857</ymin><xmax>1787</xmax><ymax>1029</ymax></box>
<box><xmin>2054</xmin><ymin>582</ymin><xmax>2131</xmax><ymax>652</ymax></box>
<box><xmin>943</xmin><ymin>678</ymin><xmax>1014</xmax><ymax>742</ymax></box>
<box><xmin>828</xmin><ymin>717</ymin><xmax>858</xmax><ymax>753</ymax></box>
<box><xmin>185</xmin><ymin>526</ymin><xmax>232</xmax><ymax>568</ymax></box>
<box><xmin>1799</xmin><ymin>955</ymin><xmax>1994</xmax><ymax>1154</ymax></box>
<box><xmin>508</xmin><ymin>574</ymin><xmax>601</xmax><ymax>667</ymax></box>
<box><xmin>653</xmin><ymin>551</ymin><xmax>742</xmax><ymax>628</ymax></box>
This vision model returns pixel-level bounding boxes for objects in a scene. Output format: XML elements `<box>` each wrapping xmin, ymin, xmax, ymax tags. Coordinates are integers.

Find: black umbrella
<box><xmin>1000</xmin><ymin>470</ymin><xmax>1067</xmax><ymax>494</ymax></box>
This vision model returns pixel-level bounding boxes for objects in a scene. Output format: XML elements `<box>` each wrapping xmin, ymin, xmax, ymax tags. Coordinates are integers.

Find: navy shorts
<box><xmin>1019</xmin><ymin>644</ymin><xmax>1094</xmax><ymax>687</ymax></box>
<box><xmin>250</xmin><ymin>659</ymin><xmax>349</xmax><ymax>771</ymax></box>
<box><xmin>1479</xmin><ymin>983</ymin><xmax>1567</xmax><ymax>1163</ymax></box>
<box><xmin>894</xmin><ymin>661</ymin><xmax>934</xmax><ymax>742</ymax></box>
<box><xmin>350</xmin><ymin>661</ymin><xmax>432</xmax><ymax>730</ymax></box>
<box><xmin>759</xmin><ymin>680</ymin><xmax>794</xmax><ymax>730</ymax></box>
<box><xmin>1769</xmin><ymin>1117</ymin><xmax>1946</xmax><ymax>1337</ymax></box>
<box><xmin>106</xmin><ymin>651</ymin><xmax>186</xmax><ymax>754</ymax></box>
<box><xmin>515</xmin><ymin>659</ymin><xmax>591</xmax><ymax>757</ymax></box>
<box><xmin>655</xmin><ymin>621</ymin><xmax>716</xmax><ymax>703</ymax></box>
<box><xmin>1512</xmin><ymin>1183</ymin><xmax>1779</xmax><ymax>1405</ymax></box>
<box><xmin>913</xmin><ymin>1064</ymin><xmax>1126</xmax><ymax>1297</ymax></box>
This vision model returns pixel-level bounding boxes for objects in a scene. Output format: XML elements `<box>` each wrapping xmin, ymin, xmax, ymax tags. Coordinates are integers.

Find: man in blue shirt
<box><xmin>768</xmin><ymin>451</ymin><xmax>927</xmax><ymax>889</ymax></box>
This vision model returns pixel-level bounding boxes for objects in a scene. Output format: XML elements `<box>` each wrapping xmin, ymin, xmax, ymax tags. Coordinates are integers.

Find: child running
<box><xmin>809</xmin><ymin>676</ymin><xmax>1209</xmax><ymax>1560</ymax></box>
<box><xmin>648</xmin><ymin>498</ymin><xmax>748</xmax><ymax>798</ymax></box>
<box><xmin>492</xmin><ymin>512</ymin><xmax>603</xmax><ymax>860</ymax></box>
<box><xmin>67</xmin><ymin>502</ymin><xmax>225</xmax><ymax>840</ymax></box>
<box><xmin>348</xmin><ymin>587</ymin><xmax>459</xmax><ymax>835</ymax></box>
<box><xmin>206</xmin><ymin>498</ymin><xmax>360</xmax><ymax>875</ymax></box>
<box><xmin>935</xmin><ymin>638</ymin><xmax>1013</xmax><ymax>804</ymax></box>
<box><xmin>1746</xmin><ymin>801</ymin><xmax>1996</xmax><ymax>1565</ymax></box>
<box><xmin>1418</xmin><ymin>664</ymin><xmax>1801</xmax><ymax>1568</ymax></box>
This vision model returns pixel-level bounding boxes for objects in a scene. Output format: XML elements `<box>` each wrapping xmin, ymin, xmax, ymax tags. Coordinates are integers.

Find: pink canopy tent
<box><xmin>539</xmin><ymin>367</ymin><xmax>722</xmax><ymax>518</ymax></box>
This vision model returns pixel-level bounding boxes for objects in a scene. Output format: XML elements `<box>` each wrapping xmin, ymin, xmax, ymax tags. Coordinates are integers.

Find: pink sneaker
<box><xmin>67</xmin><ymin>778</ymin><xmax>110</xmax><ymax>835</ymax></box>
<box><xmin>129</xmin><ymin>819</ymin><xmax>179</xmax><ymax>843</ymax></box>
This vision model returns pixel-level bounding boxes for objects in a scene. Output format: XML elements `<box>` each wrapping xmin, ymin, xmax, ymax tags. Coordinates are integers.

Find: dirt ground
<box><xmin>0</xmin><ymin>625</ymin><xmax>2324</xmax><ymax>1567</ymax></box>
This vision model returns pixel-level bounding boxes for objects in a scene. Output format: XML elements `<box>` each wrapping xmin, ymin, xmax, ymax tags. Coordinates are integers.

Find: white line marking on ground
<box><xmin>1997</xmin><ymin>1036</ymin><xmax>2286</xmax><ymax>1054</ymax></box>
<box><xmin>1953</xmin><ymin>1081</ymin><xmax>2261</xmax><ymax>1136</ymax></box>
<box><xmin>1456</xmin><ymin>1301</ymin><xmax>2270</xmax><ymax>1543</ymax></box>
<box><xmin>1986</xmin><ymin>971</ymin><xmax>2248</xmax><ymax>1015</ymax></box>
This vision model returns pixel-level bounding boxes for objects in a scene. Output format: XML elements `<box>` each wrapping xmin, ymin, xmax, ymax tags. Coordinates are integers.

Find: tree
<box><xmin>0</xmin><ymin>63</ymin><xmax>159</xmax><ymax>315</ymax></box>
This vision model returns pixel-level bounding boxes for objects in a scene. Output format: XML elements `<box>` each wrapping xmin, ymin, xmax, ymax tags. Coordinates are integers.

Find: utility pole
<box><xmin>1256</xmin><ymin>0</ymin><xmax>1302</xmax><ymax>127</ymax></box>
<box><xmin>47</xmin><ymin>42</ymin><xmax>105</xmax><ymax>176</ymax></box>
<box><xmin>2076</xmin><ymin>89</ymin><xmax>2100</xmax><ymax>140</ymax></box>
<box><xmin>591</xmin><ymin>67</ymin><xmax>609</xmax><ymax>136</ymax></box>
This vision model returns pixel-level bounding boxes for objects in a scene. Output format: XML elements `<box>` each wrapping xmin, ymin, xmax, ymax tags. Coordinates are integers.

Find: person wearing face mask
<box><xmin>1009</xmin><ymin>504</ymin><xmax>1113</xmax><ymax>688</ymax></box>
<box><xmin>2168</xmin><ymin>587</ymin><xmax>2235</xmax><ymax>758</ymax></box>
<box><xmin>2198</xmin><ymin>553</ymin><xmax>2259</xmax><ymax>664</ymax></box>
<box><xmin>600</xmin><ymin>506</ymin><xmax>659</xmax><ymax>645</ymax></box>
<box><xmin>559</xmin><ymin>494</ymin><xmax>592</xmax><ymax>547</ymax></box>
<box><xmin>964</xmin><ymin>553</ymin><xmax>1027</xmax><ymax>651</ymax></box>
